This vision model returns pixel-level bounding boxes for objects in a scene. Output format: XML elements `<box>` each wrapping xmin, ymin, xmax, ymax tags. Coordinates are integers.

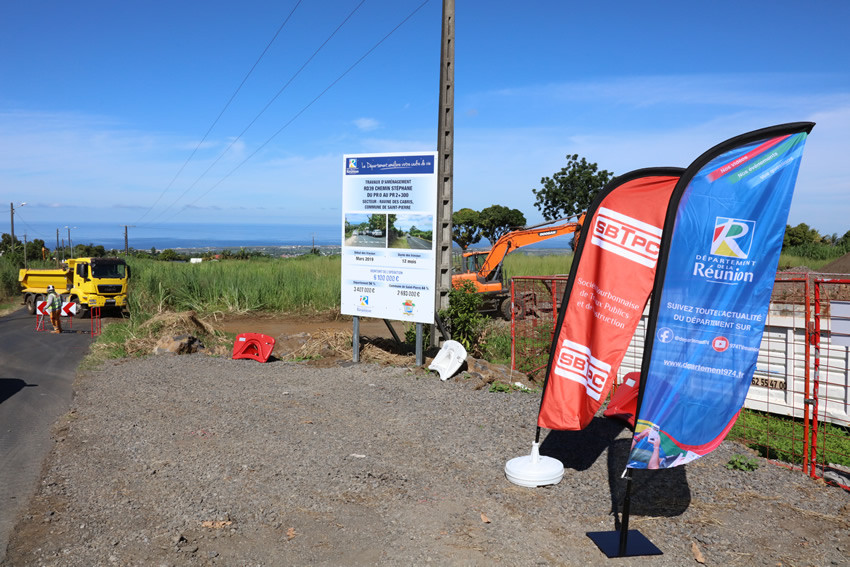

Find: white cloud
<box><xmin>2</xmin><ymin>72</ymin><xmax>847</xmax><ymax>234</ymax></box>
<box><xmin>487</xmin><ymin>73</ymin><xmax>848</xmax><ymax>110</ymax></box>
<box><xmin>353</xmin><ymin>117</ymin><xmax>380</xmax><ymax>131</ymax></box>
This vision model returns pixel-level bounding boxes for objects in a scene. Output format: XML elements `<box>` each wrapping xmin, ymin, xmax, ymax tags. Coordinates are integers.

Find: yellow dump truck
<box><xmin>19</xmin><ymin>257</ymin><xmax>131</xmax><ymax>315</ymax></box>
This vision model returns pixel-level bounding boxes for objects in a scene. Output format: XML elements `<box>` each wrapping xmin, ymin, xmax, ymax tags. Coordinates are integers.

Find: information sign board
<box><xmin>340</xmin><ymin>152</ymin><xmax>437</xmax><ymax>324</ymax></box>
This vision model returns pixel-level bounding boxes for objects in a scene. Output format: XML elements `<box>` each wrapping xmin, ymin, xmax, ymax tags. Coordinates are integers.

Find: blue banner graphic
<box><xmin>628</xmin><ymin>123</ymin><xmax>814</xmax><ymax>469</ymax></box>
<box><xmin>345</xmin><ymin>154</ymin><xmax>435</xmax><ymax>175</ymax></box>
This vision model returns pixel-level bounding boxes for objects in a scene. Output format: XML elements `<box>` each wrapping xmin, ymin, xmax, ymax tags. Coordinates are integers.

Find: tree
<box><xmin>368</xmin><ymin>214</ymin><xmax>385</xmax><ymax>233</ymax></box>
<box><xmin>387</xmin><ymin>214</ymin><xmax>399</xmax><ymax>237</ymax></box>
<box><xmin>783</xmin><ymin>223</ymin><xmax>821</xmax><ymax>247</ymax></box>
<box><xmin>0</xmin><ymin>233</ymin><xmax>22</xmax><ymax>256</ymax></box>
<box><xmin>24</xmin><ymin>239</ymin><xmax>46</xmax><ymax>261</ymax></box>
<box><xmin>480</xmin><ymin>205</ymin><xmax>526</xmax><ymax>245</ymax></box>
<box><xmin>533</xmin><ymin>154</ymin><xmax>613</xmax><ymax>220</ymax></box>
<box><xmin>452</xmin><ymin>208</ymin><xmax>483</xmax><ymax>250</ymax></box>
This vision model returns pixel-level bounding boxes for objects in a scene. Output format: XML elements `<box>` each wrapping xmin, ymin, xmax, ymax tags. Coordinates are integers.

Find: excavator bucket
<box><xmin>232</xmin><ymin>333</ymin><xmax>276</xmax><ymax>363</ymax></box>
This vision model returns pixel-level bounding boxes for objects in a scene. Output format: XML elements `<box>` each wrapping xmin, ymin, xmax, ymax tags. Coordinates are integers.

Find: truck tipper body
<box><xmin>19</xmin><ymin>257</ymin><xmax>131</xmax><ymax>315</ymax></box>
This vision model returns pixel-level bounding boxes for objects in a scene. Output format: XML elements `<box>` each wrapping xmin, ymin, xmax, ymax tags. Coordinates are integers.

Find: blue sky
<box><xmin>2</xmin><ymin>0</ymin><xmax>849</xmax><ymax>245</ymax></box>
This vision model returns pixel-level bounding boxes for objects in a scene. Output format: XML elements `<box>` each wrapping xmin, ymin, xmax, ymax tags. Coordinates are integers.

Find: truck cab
<box><xmin>66</xmin><ymin>257</ymin><xmax>130</xmax><ymax>313</ymax></box>
<box><xmin>19</xmin><ymin>257</ymin><xmax>131</xmax><ymax>316</ymax></box>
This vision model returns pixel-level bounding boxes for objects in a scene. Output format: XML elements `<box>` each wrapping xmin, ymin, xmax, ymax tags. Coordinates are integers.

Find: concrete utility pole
<box><xmin>9</xmin><ymin>202</ymin><xmax>25</xmax><ymax>256</ymax></box>
<box><xmin>65</xmin><ymin>226</ymin><xmax>75</xmax><ymax>256</ymax></box>
<box><xmin>433</xmin><ymin>0</ymin><xmax>454</xmax><ymax>347</ymax></box>
<box><xmin>123</xmin><ymin>225</ymin><xmax>135</xmax><ymax>256</ymax></box>
<box><xmin>9</xmin><ymin>203</ymin><xmax>14</xmax><ymax>253</ymax></box>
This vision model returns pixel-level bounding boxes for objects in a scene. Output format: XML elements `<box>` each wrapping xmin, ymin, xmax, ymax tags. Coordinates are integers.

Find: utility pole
<box><xmin>23</xmin><ymin>233</ymin><xmax>27</xmax><ymax>269</ymax></box>
<box><xmin>9</xmin><ymin>203</ymin><xmax>14</xmax><ymax>254</ymax></box>
<box><xmin>56</xmin><ymin>229</ymin><xmax>60</xmax><ymax>266</ymax></box>
<box><xmin>123</xmin><ymin>225</ymin><xmax>135</xmax><ymax>256</ymax></box>
<box><xmin>432</xmin><ymin>0</ymin><xmax>454</xmax><ymax>347</ymax></box>
<box><xmin>9</xmin><ymin>202</ymin><xmax>25</xmax><ymax>257</ymax></box>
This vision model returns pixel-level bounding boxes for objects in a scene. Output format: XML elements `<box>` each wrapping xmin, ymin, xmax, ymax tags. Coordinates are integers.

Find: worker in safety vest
<box><xmin>46</xmin><ymin>284</ymin><xmax>62</xmax><ymax>334</ymax></box>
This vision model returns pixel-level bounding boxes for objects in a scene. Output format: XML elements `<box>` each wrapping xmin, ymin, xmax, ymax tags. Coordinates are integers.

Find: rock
<box><xmin>459</xmin><ymin>356</ymin><xmax>532</xmax><ymax>389</ymax></box>
<box><xmin>274</xmin><ymin>332</ymin><xmax>312</xmax><ymax>358</ymax></box>
<box><xmin>153</xmin><ymin>334</ymin><xmax>205</xmax><ymax>355</ymax></box>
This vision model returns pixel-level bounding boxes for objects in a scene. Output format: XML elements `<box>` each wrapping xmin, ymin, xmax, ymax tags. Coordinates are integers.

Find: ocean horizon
<box><xmin>10</xmin><ymin>222</ymin><xmax>343</xmax><ymax>251</ymax></box>
<box><xmin>8</xmin><ymin>220</ymin><xmax>577</xmax><ymax>252</ymax></box>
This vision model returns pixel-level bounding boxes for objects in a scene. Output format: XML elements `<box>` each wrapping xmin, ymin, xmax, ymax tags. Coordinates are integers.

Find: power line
<box><xmin>135</xmin><ymin>0</ymin><xmax>305</xmax><ymax>224</ymax></box>
<box><xmin>146</xmin><ymin>0</ymin><xmax>367</xmax><ymax>225</ymax></box>
<box><xmin>163</xmin><ymin>0</ymin><xmax>431</xmax><ymax>223</ymax></box>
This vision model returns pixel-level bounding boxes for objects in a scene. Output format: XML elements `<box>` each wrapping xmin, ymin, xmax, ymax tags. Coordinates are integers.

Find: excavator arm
<box><xmin>474</xmin><ymin>216</ymin><xmax>582</xmax><ymax>281</ymax></box>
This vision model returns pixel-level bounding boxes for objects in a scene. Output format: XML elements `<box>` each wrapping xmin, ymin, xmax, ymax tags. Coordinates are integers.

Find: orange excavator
<box><xmin>452</xmin><ymin>216</ymin><xmax>583</xmax><ymax>318</ymax></box>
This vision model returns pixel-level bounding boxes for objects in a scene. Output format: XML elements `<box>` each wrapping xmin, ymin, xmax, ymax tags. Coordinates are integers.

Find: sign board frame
<box><xmin>340</xmin><ymin>152</ymin><xmax>438</xmax><ymax>324</ymax></box>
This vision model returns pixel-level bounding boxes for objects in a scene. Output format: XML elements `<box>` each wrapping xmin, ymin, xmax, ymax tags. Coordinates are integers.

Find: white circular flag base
<box><xmin>505</xmin><ymin>442</ymin><xmax>564</xmax><ymax>487</ymax></box>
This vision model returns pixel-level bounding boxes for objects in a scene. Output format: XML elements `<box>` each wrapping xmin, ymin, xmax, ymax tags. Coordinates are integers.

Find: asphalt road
<box><xmin>345</xmin><ymin>234</ymin><xmax>384</xmax><ymax>247</ymax></box>
<box><xmin>406</xmin><ymin>235</ymin><xmax>431</xmax><ymax>249</ymax></box>
<box><xmin>0</xmin><ymin>307</ymin><xmax>93</xmax><ymax>563</ymax></box>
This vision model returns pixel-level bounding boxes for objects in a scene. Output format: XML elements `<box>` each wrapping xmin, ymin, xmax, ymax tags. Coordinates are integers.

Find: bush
<box><xmin>443</xmin><ymin>280</ymin><xmax>485</xmax><ymax>351</ymax></box>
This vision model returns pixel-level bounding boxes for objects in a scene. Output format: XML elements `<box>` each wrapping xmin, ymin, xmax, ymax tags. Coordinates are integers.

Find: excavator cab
<box><xmin>458</xmin><ymin>251</ymin><xmax>505</xmax><ymax>286</ymax></box>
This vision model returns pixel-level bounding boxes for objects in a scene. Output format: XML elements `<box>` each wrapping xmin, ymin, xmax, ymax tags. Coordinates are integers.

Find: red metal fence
<box><xmin>510</xmin><ymin>273</ymin><xmax>850</xmax><ymax>488</ymax></box>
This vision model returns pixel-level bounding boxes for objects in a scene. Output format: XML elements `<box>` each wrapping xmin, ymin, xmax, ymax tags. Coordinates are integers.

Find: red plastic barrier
<box><xmin>603</xmin><ymin>372</ymin><xmax>640</xmax><ymax>428</ymax></box>
<box><xmin>232</xmin><ymin>333</ymin><xmax>275</xmax><ymax>363</ymax></box>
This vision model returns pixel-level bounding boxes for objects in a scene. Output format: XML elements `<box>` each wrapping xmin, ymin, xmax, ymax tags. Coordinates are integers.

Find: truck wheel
<box><xmin>25</xmin><ymin>294</ymin><xmax>35</xmax><ymax>314</ymax></box>
<box><xmin>500</xmin><ymin>297</ymin><xmax>525</xmax><ymax>320</ymax></box>
<box><xmin>71</xmin><ymin>297</ymin><xmax>87</xmax><ymax>319</ymax></box>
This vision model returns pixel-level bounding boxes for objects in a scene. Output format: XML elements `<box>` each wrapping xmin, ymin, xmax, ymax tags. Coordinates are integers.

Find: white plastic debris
<box><xmin>428</xmin><ymin>340</ymin><xmax>467</xmax><ymax>381</ymax></box>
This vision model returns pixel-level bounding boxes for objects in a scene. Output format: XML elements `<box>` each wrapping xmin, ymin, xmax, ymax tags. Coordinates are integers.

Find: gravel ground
<box><xmin>4</xmin><ymin>354</ymin><xmax>849</xmax><ymax>566</ymax></box>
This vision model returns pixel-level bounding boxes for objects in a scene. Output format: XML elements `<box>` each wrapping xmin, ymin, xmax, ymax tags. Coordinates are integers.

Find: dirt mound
<box><xmin>140</xmin><ymin>311</ymin><xmax>217</xmax><ymax>335</ymax></box>
<box><xmin>275</xmin><ymin>329</ymin><xmax>415</xmax><ymax>366</ymax></box>
<box><xmin>92</xmin><ymin>310</ymin><xmax>230</xmax><ymax>358</ymax></box>
<box><xmin>821</xmin><ymin>251</ymin><xmax>850</xmax><ymax>274</ymax></box>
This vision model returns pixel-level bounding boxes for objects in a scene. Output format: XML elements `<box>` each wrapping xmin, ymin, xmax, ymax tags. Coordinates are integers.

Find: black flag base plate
<box><xmin>586</xmin><ymin>530</ymin><xmax>662</xmax><ymax>558</ymax></box>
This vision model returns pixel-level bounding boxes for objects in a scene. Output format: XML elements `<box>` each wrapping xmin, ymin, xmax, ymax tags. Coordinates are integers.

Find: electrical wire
<box><xmin>134</xmin><ymin>0</ymin><xmax>304</xmax><ymax>224</ymax></box>
<box><xmin>161</xmin><ymin>0</ymin><xmax>431</xmax><ymax>224</ymax></box>
<box><xmin>145</xmin><ymin>0</ymin><xmax>368</xmax><ymax>225</ymax></box>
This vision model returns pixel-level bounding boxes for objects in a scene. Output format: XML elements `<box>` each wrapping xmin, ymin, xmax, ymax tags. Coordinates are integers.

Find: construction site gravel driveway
<box><xmin>4</xmin><ymin>354</ymin><xmax>849</xmax><ymax>566</ymax></box>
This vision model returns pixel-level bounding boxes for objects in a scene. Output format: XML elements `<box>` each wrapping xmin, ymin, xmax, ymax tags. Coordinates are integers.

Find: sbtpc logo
<box><xmin>592</xmin><ymin>207</ymin><xmax>663</xmax><ymax>268</ymax></box>
<box><xmin>711</xmin><ymin>217</ymin><xmax>755</xmax><ymax>259</ymax></box>
<box><xmin>552</xmin><ymin>339</ymin><xmax>611</xmax><ymax>401</ymax></box>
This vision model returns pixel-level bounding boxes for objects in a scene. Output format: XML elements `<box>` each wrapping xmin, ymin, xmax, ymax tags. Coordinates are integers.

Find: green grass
<box><xmin>126</xmin><ymin>255</ymin><xmax>341</xmax><ymax>315</ymax></box>
<box><xmin>78</xmin><ymin>255</ymin><xmax>340</xmax><ymax>368</ymax></box>
<box><xmin>729</xmin><ymin>409</ymin><xmax>850</xmax><ymax>468</ymax></box>
<box><xmin>726</xmin><ymin>454</ymin><xmax>760</xmax><ymax>471</ymax></box>
<box><xmin>503</xmin><ymin>252</ymin><xmax>573</xmax><ymax>278</ymax></box>
<box><xmin>477</xmin><ymin>322</ymin><xmax>512</xmax><ymax>365</ymax></box>
<box><xmin>777</xmin><ymin>254</ymin><xmax>834</xmax><ymax>271</ymax></box>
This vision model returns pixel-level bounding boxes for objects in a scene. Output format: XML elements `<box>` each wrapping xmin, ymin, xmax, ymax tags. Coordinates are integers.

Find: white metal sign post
<box><xmin>341</xmin><ymin>152</ymin><xmax>438</xmax><ymax>362</ymax></box>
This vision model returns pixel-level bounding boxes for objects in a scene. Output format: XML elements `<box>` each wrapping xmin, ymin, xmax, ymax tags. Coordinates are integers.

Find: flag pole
<box><xmin>587</xmin><ymin>465</ymin><xmax>660</xmax><ymax>557</ymax></box>
<box><xmin>617</xmin><ymin>470</ymin><xmax>634</xmax><ymax>556</ymax></box>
